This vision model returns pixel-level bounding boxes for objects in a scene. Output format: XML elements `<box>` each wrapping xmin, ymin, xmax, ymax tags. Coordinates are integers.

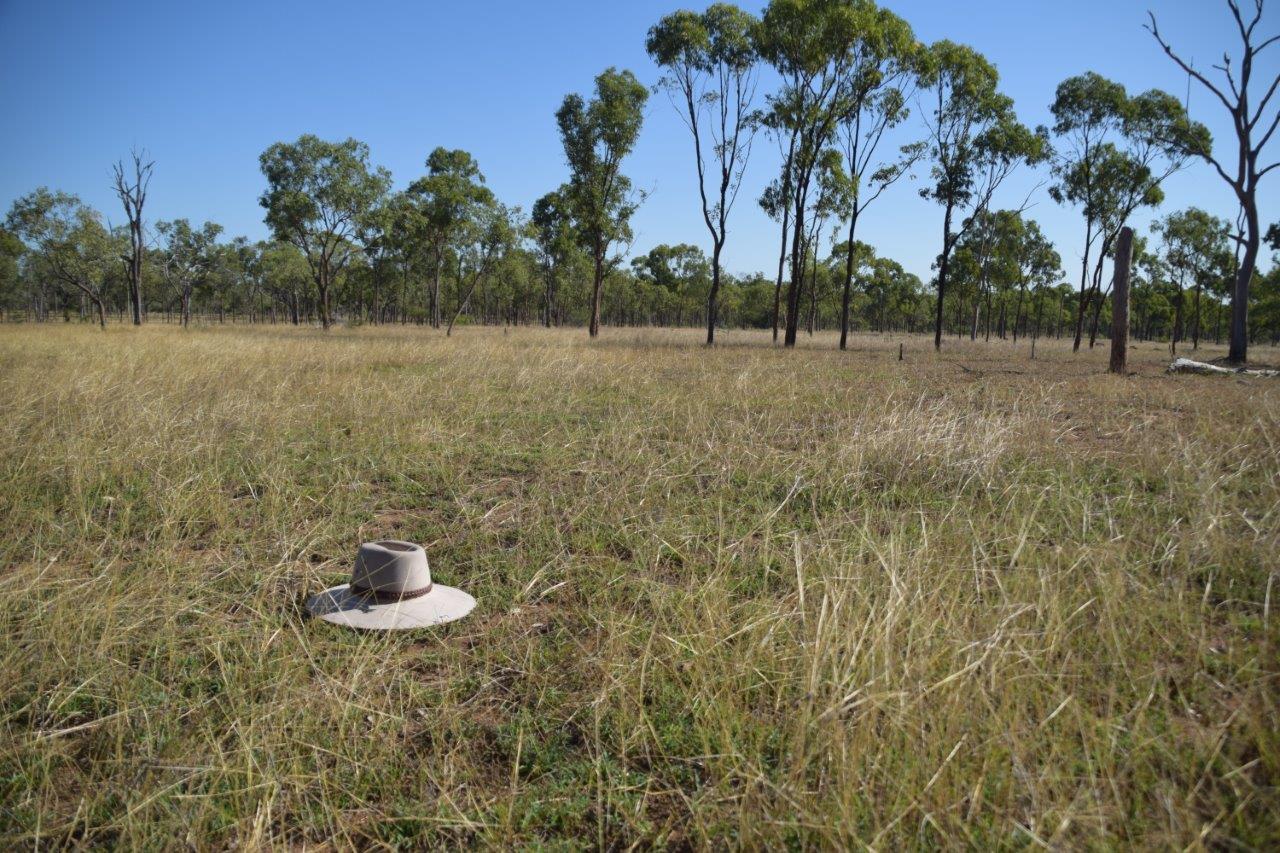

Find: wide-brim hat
<box><xmin>306</xmin><ymin>540</ymin><xmax>475</xmax><ymax>630</ymax></box>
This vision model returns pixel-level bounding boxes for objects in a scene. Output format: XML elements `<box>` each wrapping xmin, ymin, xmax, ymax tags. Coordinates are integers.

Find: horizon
<box><xmin>1</xmin><ymin>0</ymin><xmax>1276</xmax><ymax>285</ymax></box>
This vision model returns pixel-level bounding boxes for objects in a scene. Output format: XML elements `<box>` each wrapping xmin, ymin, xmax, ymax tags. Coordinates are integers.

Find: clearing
<box><xmin>0</xmin><ymin>325</ymin><xmax>1276</xmax><ymax>847</ymax></box>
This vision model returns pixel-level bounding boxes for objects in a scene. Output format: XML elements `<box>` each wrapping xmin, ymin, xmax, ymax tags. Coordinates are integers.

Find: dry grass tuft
<box><xmin>0</xmin><ymin>324</ymin><xmax>1276</xmax><ymax>847</ymax></box>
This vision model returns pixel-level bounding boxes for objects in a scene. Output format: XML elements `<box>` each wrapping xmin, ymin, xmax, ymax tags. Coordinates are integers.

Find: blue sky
<box><xmin>1</xmin><ymin>0</ymin><xmax>1275</xmax><ymax>285</ymax></box>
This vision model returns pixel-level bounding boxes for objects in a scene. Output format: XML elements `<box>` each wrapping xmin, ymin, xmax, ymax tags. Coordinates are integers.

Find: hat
<box><xmin>306</xmin><ymin>540</ymin><xmax>475</xmax><ymax>630</ymax></box>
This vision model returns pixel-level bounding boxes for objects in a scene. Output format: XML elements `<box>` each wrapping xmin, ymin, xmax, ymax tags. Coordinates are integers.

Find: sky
<box><xmin>1</xmin><ymin>0</ymin><xmax>1276</xmax><ymax>286</ymax></box>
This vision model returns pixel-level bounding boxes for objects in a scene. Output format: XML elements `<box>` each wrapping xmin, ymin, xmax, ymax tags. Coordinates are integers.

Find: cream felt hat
<box><xmin>306</xmin><ymin>540</ymin><xmax>475</xmax><ymax>630</ymax></box>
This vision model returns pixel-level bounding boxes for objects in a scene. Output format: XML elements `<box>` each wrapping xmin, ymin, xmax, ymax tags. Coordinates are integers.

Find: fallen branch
<box><xmin>1167</xmin><ymin>358</ymin><xmax>1279</xmax><ymax>378</ymax></box>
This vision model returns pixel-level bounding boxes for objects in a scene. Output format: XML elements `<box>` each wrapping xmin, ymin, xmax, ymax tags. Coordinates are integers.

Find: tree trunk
<box><xmin>1171</xmin><ymin>284</ymin><xmax>1184</xmax><ymax>356</ymax></box>
<box><xmin>1109</xmin><ymin>226</ymin><xmax>1133</xmax><ymax>374</ymax></box>
<box><xmin>1228</xmin><ymin>204</ymin><xmax>1258</xmax><ymax>362</ymax></box>
<box><xmin>1032</xmin><ymin>288</ymin><xmax>1045</xmax><ymax>358</ymax></box>
<box><xmin>839</xmin><ymin>206</ymin><xmax>860</xmax><ymax>350</ymax></box>
<box><xmin>432</xmin><ymin>249</ymin><xmax>443</xmax><ymax>329</ymax></box>
<box><xmin>1191</xmin><ymin>278</ymin><xmax>1203</xmax><ymax>350</ymax></box>
<box><xmin>1012</xmin><ymin>282</ymin><xmax>1026</xmax><ymax>343</ymax></box>
<box><xmin>1087</xmin><ymin>280</ymin><xmax>1107</xmax><ymax>348</ymax></box>
<box><xmin>783</xmin><ymin>182</ymin><xmax>807</xmax><ymax>348</ymax></box>
<box><xmin>129</xmin><ymin>227</ymin><xmax>144</xmax><ymax>326</ymax></box>
<box><xmin>706</xmin><ymin>239</ymin><xmax>723</xmax><ymax>345</ymax></box>
<box><xmin>934</xmin><ymin>201</ymin><xmax>954</xmax><ymax>351</ymax></box>
<box><xmin>772</xmin><ymin>144</ymin><xmax>795</xmax><ymax>345</ymax></box>
<box><xmin>544</xmin><ymin>267</ymin><xmax>555</xmax><ymax>328</ymax></box>
<box><xmin>589</xmin><ymin>241</ymin><xmax>603</xmax><ymax>339</ymax></box>
<box><xmin>1072</xmin><ymin>220</ymin><xmax>1094</xmax><ymax>352</ymax></box>
<box><xmin>806</xmin><ymin>246</ymin><xmax>817</xmax><ymax>336</ymax></box>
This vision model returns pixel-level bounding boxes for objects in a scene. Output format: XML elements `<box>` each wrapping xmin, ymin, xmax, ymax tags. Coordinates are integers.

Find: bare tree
<box><xmin>1148</xmin><ymin>0</ymin><xmax>1280</xmax><ymax>363</ymax></box>
<box><xmin>112</xmin><ymin>149</ymin><xmax>154</xmax><ymax>326</ymax></box>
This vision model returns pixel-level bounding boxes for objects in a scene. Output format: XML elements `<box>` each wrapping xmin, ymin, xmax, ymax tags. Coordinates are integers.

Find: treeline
<box><xmin>2</xmin><ymin>0</ymin><xmax>1277</xmax><ymax>357</ymax></box>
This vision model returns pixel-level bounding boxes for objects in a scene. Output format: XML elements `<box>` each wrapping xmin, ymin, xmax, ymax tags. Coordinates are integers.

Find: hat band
<box><xmin>348</xmin><ymin>581</ymin><xmax>433</xmax><ymax>603</ymax></box>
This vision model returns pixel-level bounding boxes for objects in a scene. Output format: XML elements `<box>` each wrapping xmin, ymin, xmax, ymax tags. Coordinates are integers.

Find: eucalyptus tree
<box><xmin>357</xmin><ymin>191</ymin><xmax>417</xmax><ymax>325</ymax></box>
<box><xmin>918</xmin><ymin>40</ymin><xmax>1047</xmax><ymax>350</ymax></box>
<box><xmin>962</xmin><ymin>211</ymin><xmax>1059</xmax><ymax>340</ymax></box>
<box><xmin>867</xmin><ymin>257</ymin><xmax>925</xmax><ymax>333</ymax></box>
<box><xmin>229</xmin><ymin>238</ymin><xmax>267</xmax><ymax>322</ymax></box>
<box><xmin>1132</xmin><ymin>238</ymin><xmax>1176</xmax><ymax>342</ymax></box>
<box><xmin>631</xmin><ymin>243</ymin><xmax>711</xmax><ymax>326</ymax></box>
<box><xmin>446</xmin><ymin>202</ymin><xmax>517</xmax><ymax>336</ymax></box>
<box><xmin>1253</xmin><ymin>225</ymin><xmax>1280</xmax><ymax>342</ymax></box>
<box><xmin>647</xmin><ymin>3</ymin><xmax>759</xmax><ymax>344</ymax></box>
<box><xmin>1148</xmin><ymin>0</ymin><xmax>1279</xmax><ymax>362</ymax></box>
<box><xmin>756</xmin><ymin>151</ymin><xmax>793</xmax><ymax>342</ymax></box>
<box><xmin>112</xmin><ymin>148</ymin><xmax>154</xmax><ymax>326</ymax></box>
<box><xmin>156</xmin><ymin>219</ymin><xmax>223</xmax><ymax>327</ymax></box>
<box><xmin>831</xmin><ymin>1</ymin><xmax>922</xmax><ymax>350</ymax></box>
<box><xmin>1008</xmin><ymin>218</ymin><xmax>1061</xmax><ymax>343</ymax></box>
<box><xmin>803</xmin><ymin>148</ymin><xmax>853</xmax><ymax>334</ymax></box>
<box><xmin>953</xmin><ymin>211</ymin><xmax>1060</xmax><ymax>342</ymax></box>
<box><xmin>259</xmin><ymin>241</ymin><xmax>311</xmax><ymax>325</ymax></box>
<box><xmin>489</xmin><ymin>243</ymin><xmax>540</xmax><ymax>325</ymax></box>
<box><xmin>1048</xmin><ymin>73</ymin><xmax>1206</xmax><ymax>351</ymax></box>
<box><xmin>258</xmin><ymin>135</ymin><xmax>391</xmax><ymax>330</ymax></box>
<box><xmin>531</xmin><ymin>186</ymin><xmax>579</xmax><ymax>327</ymax></box>
<box><xmin>1048</xmin><ymin>73</ymin><xmax>1124</xmax><ymax>349</ymax></box>
<box><xmin>0</xmin><ymin>227</ymin><xmax>22</xmax><ymax>320</ymax></box>
<box><xmin>5</xmin><ymin>189</ymin><xmax>119</xmax><ymax>329</ymax></box>
<box><xmin>407</xmin><ymin>148</ymin><xmax>493</xmax><ymax>329</ymax></box>
<box><xmin>830</xmin><ymin>238</ymin><xmax>875</xmax><ymax>326</ymax></box>
<box><xmin>556</xmin><ymin>67</ymin><xmax>649</xmax><ymax>338</ymax></box>
<box><xmin>756</xmin><ymin>0</ymin><xmax>861</xmax><ymax>346</ymax></box>
<box><xmin>1152</xmin><ymin>208</ymin><xmax>1233</xmax><ymax>351</ymax></box>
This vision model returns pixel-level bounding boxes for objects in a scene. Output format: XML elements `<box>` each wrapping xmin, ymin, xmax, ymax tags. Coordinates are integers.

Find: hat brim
<box><xmin>306</xmin><ymin>583</ymin><xmax>476</xmax><ymax>630</ymax></box>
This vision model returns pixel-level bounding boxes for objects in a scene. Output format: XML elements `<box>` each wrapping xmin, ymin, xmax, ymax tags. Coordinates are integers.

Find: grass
<box><xmin>0</xmin><ymin>322</ymin><xmax>1276</xmax><ymax>848</ymax></box>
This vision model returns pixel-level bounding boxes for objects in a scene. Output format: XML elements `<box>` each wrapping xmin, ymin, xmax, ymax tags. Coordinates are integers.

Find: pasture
<box><xmin>0</xmin><ymin>325</ymin><xmax>1276</xmax><ymax>847</ymax></box>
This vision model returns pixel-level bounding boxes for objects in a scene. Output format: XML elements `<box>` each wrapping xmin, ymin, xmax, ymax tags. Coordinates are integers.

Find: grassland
<box><xmin>0</xmin><ymin>323</ymin><xmax>1276</xmax><ymax>848</ymax></box>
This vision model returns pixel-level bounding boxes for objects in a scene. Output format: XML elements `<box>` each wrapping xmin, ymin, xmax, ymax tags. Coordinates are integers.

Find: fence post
<box><xmin>1109</xmin><ymin>226</ymin><xmax>1134</xmax><ymax>375</ymax></box>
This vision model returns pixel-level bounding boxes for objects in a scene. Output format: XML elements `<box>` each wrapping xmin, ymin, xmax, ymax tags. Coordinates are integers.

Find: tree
<box><xmin>756</xmin><ymin>0</ymin><xmax>862</xmax><ymax>347</ymax></box>
<box><xmin>530</xmin><ymin>187</ymin><xmax>580</xmax><ymax>328</ymax></box>
<box><xmin>756</xmin><ymin>133</ymin><xmax>794</xmax><ymax>343</ymax></box>
<box><xmin>1048</xmin><ymin>73</ymin><xmax>1206</xmax><ymax>351</ymax></box>
<box><xmin>918</xmin><ymin>40</ymin><xmax>1047</xmax><ymax>350</ymax></box>
<box><xmin>557</xmin><ymin>68</ymin><xmax>649</xmax><ymax>338</ymax></box>
<box><xmin>0</xmin><ymin>227</ymin><xmax>25</xmax><ymax>321</ymax></box>
<box><xmin>648</xmin><ymin>3</ymin><xmax>759</xmax><ymax>345</ymax></box>
<box><xmin>1153</xmin><ymin>208</ymin><xmax>1233</xmax><ymax>352</ymax></box>
<box><xmin>631</xmin><ymin>243</ymin><xmax>711</xmax><ymax>326</ymax></box>
<box><xmin>950</xmin><ymin>211</ymin><xmax>1061</xmax><ymax>342</ymax></box>
<box><xmin>406</xmin><ymin>148</ymin><xmax>493</xmax><ymax>329</ymax></box>
<box><xmin>355</xmin><ymin>191</ymin><xmax>411</xmax><ymax>325</ymax></box>
<box><xmin>5</xmin><ymin>189</ymin><xmax>119</xmax><ymax>329</ymax></box>
<box><xmin>157</xmin><ymin>219</ymin><xmax>223</xmax><ymax>327</ymax></box>
<box><xmin>831</xmin><ymin>1</ymin><xmax>922</xmax><ymax>350</ymax></box>
<box><xmin>260</xmin><ymin>241</ymin><xmax>311</xmax><ymax>325</ymax></box>
<box><xmin>1148</xmin><ymin>0</ymin><xmax>1279</xmax><ymax>362</ymax></box>
<box><xmin>1008</xmin><ymin>218</ymin><xmax>1062</xmax><ymax>343</ymax></box>
<box><xmin>446</xmin><ymin>203</ymin><xmax>516</xmax><ymax>336</ymax></box>
<box><xmin>112</xmin><ymin>149</ymin><xmax>154</xmax><ymax>326</ymax></box>
<box><xmin>1252</xmin><ymin>223</ymin><xmax>1280</xmax><ymax>342</ymax></box>
<box><xmin>803</xmin><ymin>148</ymin><xmax>853</xmax><ymax>334</ymax></box>
<box><xmin>258</xmin><ymin>135</ymin><xmax>390</xmax><ymax>330</ymax></box>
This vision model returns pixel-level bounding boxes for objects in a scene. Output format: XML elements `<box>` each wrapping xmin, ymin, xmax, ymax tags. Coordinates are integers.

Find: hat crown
<box><xmin>351</xmin><ymin>540</ymin><xmax>431</xmax><ymax>593</ymax></box>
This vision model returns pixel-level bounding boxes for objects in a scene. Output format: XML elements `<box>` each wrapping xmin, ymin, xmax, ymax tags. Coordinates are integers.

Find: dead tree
<box><xmin>112</xmin><ymin>149</ymin><xmax>154</xmax><ymax>326</ymax></box>
<box><xmin>1148</xmin><ymin>1</ymin><xmax>1280</xmax><ymax>363</ymax></box>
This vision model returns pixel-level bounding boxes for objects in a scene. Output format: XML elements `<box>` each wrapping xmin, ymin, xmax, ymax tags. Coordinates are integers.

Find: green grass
<box><xmin>0</xmin><ymin>323</ymin><xmax>1276</xmax><ymax>848</ymax></box>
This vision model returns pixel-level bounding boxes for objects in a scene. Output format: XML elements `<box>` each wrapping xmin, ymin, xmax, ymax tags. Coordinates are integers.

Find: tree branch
<box><xmin>1147</xmin><ymin>12</ymin><xmax>1236</xmax><ymax>114</ymax></box>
